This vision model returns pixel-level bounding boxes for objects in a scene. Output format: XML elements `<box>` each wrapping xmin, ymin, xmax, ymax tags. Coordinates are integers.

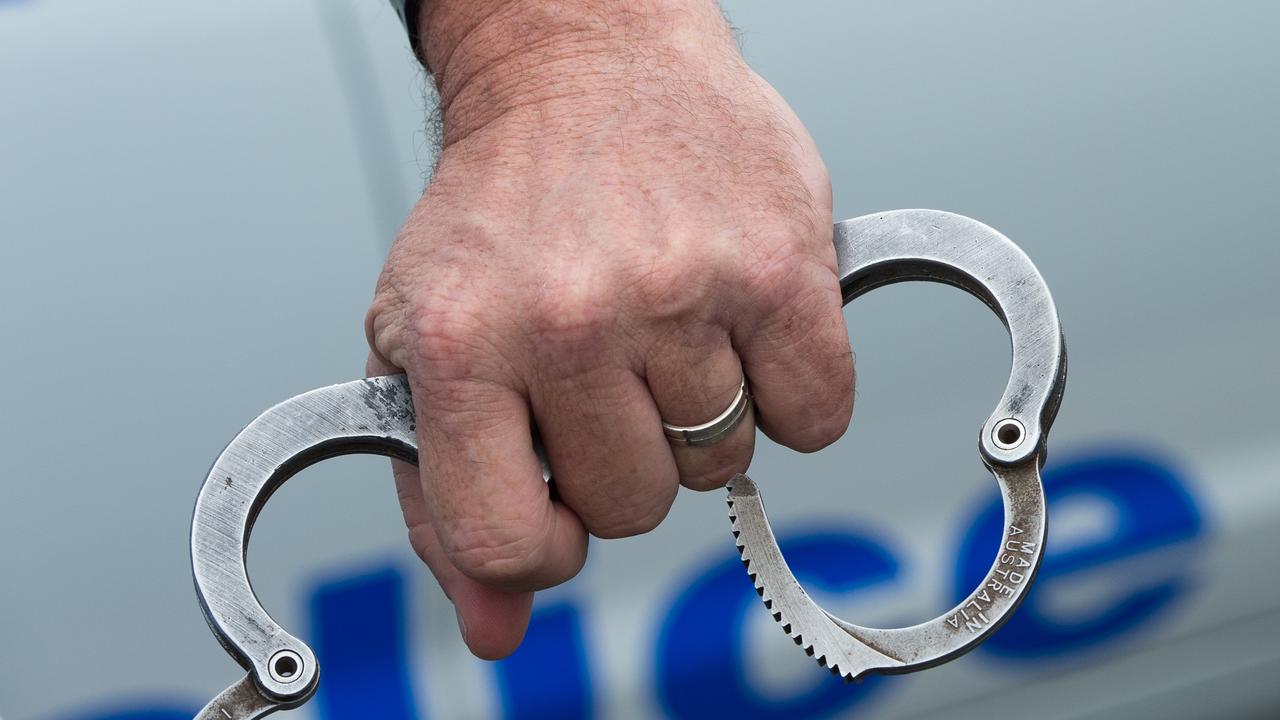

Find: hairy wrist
<box><xmin>417</xmin><ymin>0</ymin><xmax>745</xmax><ymax>145</ymax></box>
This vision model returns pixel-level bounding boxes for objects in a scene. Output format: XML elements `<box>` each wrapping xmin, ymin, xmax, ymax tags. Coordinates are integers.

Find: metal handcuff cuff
<box><xmin>191</xmin><ymin>209</ymin><xmax>1066</xmax><ymax>718</ymax></box>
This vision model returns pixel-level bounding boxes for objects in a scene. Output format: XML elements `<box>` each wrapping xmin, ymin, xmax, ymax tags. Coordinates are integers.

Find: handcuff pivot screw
<box><xmin>268</xmin><ymin>650</ymin><xmax>304</xmax><ymax>684</ymax></box>
<box><xmin>992</xmin><ymin>418</ymin><xmax>1026</xmax><ymax>451</ymax></box>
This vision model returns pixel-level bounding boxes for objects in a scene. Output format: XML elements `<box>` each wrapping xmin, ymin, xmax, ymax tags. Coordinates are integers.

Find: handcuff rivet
<box><xmin>992</xmin><ymin>418</ymin><xmax>1026</xmax><ymax>450</ymax></box>
<box><xmin>268</xmin><ymin>650</ymin><xmax>304</xmax><ymax>684</ymax></box>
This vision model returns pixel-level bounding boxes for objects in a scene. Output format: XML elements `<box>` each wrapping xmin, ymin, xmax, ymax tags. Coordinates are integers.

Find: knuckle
<box><xmin>527</xmin><ymin>277</ymin><xmax>617</xmax><ymax>349</ymax></box>
<box><xmin>742</xmin><ymin>244</ymin><xmax>819</xmax><ymax>315</ymax></box>
<box><xmin>588</xmin><ymin>515</ymin><xmax>660</xmax><ymax>539</ymax></box>
<box><xmin>366</xmin><ymin>287</ymin><xmax>409</xmax><ymax>362</ymax></box>
<box><xmin>585</xmin><ymin>486</ymin><xmax>677</xmax><ymax>539</ymax></box>
<box><xmin>404</xmin><ymin>298</ymin><xmax>505</xmax><ymax>384</ymax></box>
<box><xmin>679</xmin><ymin>424</ymin><xmax>754</xmax><ymax>490</ymax></box>
<box><xmin>410</xmin><ymin>301</ymin><xmax>482</xmax><ymax>357</ymax></box>
<box><xmin>785</xmin><ymin>395</ymin><xmax>852</xmax><ymax>453</ymax></box>
<box><xmin>757</xmin><ymin>279</ymin><xmax>844</xmax><ymax>357</ymax></box>
<box><xmin>681</xmin><ymin>467</ymin><xmax>735</xmax><ymax>492</ymax></box>
<box><xmin>681</xmin><ymin>448</ymin><xmax>753</xmax><ymax>492</ymax></box>
<box><xmin>369</xmin><ymin>286</ymin><xmax>500</xmax><ymax>388</ymax></box>
<box><xmin>444</xmin><ymin>515</ymin><xmax>549</xmax><ymax>585</ymax></box>
<box><xmin>628</xmin><ymin>253</ymin><xmax>712</xmax><ymax>322</ymax></box>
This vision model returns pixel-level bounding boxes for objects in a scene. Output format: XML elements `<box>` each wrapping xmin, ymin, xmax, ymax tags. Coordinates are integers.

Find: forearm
<box><xmin>412</xmin><ymin>0</ymin><xmax>743</xmax><ymax>145</ymax></box>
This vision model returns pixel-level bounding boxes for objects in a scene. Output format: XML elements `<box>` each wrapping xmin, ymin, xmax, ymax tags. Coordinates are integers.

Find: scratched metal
<box><xmin>190</xmin><ymin>209</ymin><xmax>1066</xmax><ymax>715</ymax></box>
<box><xmin>731</xmin><ymin>210</ymin><xmax>1065</xmax><ymax>680</ymax></box>
<box><xmin>190</xmin><ymin>376</ymin><xmax>418</xmax><ymax>712</ymax></box>
<box><xmin>194</xmin><ymin>673</ymin><xmax>299</xmax><ymax>720</ymax></box>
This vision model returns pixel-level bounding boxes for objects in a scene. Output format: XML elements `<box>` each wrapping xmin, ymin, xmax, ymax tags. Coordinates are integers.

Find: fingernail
<box><xmin>455</xmin><ymin>606</ymin><xmax>468</xmax><ymax>641</ymax></box>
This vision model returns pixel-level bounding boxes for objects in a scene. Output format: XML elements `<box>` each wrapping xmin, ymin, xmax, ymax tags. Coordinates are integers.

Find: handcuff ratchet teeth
<box><xmin>191</xmin><ymin>209</ymin><xmax>1065</xmax><ymax>717</ymax></box>
<box><xmin>729</xmin><ymin>209</ymin><xmax>1065</xmax><ymax>681</ymax></box>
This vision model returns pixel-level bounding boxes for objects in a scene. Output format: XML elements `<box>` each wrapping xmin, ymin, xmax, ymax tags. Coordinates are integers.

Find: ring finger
<box><xmin>646</xmin><ymin>327</ymin><xmax>755</xmax><ymax>491</ymax></box>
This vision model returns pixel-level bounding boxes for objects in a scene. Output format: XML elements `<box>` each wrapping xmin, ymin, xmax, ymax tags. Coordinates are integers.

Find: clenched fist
<box><xmin>366</xmin><ymin>0</ymin><xmax>854</xmax><ymax>659</ymax></box>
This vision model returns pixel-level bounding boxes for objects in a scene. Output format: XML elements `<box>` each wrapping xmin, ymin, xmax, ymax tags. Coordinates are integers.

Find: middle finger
<box><xmin>531</xmin><ymin>364</ymin><xmax>680</xmax><ymax>539</ymax></box>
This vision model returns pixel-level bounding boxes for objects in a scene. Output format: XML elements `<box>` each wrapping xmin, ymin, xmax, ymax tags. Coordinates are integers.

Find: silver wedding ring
<box><xmin>662</xmin><ymin>379</ymin><xmax>753</xmax><ymax>447</ymax></box>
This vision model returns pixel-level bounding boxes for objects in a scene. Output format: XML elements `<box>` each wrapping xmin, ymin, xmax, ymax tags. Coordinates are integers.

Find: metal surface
<box><xmin>731</xmin><ymin>210</ymin><xmax>1065</xmax><ymax>680</ymax></box>
<box><xmin>190</xmin><ymin>209</ymin><xmax>1065</xmax><ymax>715</ymax></box>
<box><xmin>194</xmin><ymin>673</ymin><xmax>301</xmax><ymax>720</ymax></box>
<box><xmin>191</xmin><ymin>377</ymin><xmax>418</xmax><ymax>716</ymax></box>
<box><xmin>662</xmin><ymin>379</ymin><xmax>753</xmax><ymax>447</ymax></box>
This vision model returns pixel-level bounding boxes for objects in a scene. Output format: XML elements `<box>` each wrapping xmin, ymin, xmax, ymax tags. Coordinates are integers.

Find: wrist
<box><xmin>417</xmin><ymin>0</ymin><xmax>745</xmax><ymax>145</ymax></box>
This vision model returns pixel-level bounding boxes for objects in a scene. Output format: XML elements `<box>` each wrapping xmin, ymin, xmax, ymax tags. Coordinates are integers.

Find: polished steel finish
<box><xmin>834</xmin><ymin>211</ymin><xmax>1065</xmax><ymax>468</ymax></box>
<box><xmin>661</xmin><ymin>379</ymin><xmax>753</xmax><ymax>447</ymax></box>
<box><xmin>191</xmin><ymin>376</ymin><xmax>417</xmax><ymax>717</ymax></box>
<box><xmin>191</xmin><ymin>209</ymin><xmax>1065</xmax><ymax>714</ymax></box>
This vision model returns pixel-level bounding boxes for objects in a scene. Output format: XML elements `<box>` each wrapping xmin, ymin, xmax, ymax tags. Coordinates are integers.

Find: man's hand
<box><xmin>366</xmin><ymin>0</ymin><xmax>854</xmax><ymax>659</ymax></box>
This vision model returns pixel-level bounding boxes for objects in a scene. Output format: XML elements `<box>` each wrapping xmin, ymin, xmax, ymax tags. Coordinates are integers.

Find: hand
<box><xmin>366</xmin><ymin>0</ymin><xmax>854</xmax><ymax>659</ymax></box>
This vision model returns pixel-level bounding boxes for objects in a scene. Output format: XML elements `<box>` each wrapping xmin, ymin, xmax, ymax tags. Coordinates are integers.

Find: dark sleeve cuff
<box><xmin>390</xmin><ymin>0</ymin><xmax>428</xmax><ymax>69</ymax></box>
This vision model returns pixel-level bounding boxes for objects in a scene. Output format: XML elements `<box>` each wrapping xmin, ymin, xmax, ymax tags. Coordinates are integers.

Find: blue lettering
<box><xmin>52</xmin><ymin>451</ymin><xmax>1208</xmax><ymax>720</ymax></box>
<box><xmin>310</xmin><ymin>564</ymin><xmax>421</xmax><ymax>720</ymax></box>
<box><xmin>309</xmin><ymin>565</ymin><xmax>595</xmax><ymax>720</ymax></box>
<box><xmin>494</xmin><ymin>602</ymin><xmax>594</xmax><ymax>719</ymax></box>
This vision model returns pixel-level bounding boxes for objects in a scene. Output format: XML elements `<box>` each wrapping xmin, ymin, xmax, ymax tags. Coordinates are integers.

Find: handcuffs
<box><xmin>191</xmin><ymin>209</ymin><xmax>1066</xmax><ymax>717</ymax></box>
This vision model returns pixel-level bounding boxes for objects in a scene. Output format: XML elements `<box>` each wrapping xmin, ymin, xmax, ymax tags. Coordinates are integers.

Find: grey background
<box><xmin>1</xmin><ymin>1</ymin><xmax>1277</xmax><ymax>718</ymax></box>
